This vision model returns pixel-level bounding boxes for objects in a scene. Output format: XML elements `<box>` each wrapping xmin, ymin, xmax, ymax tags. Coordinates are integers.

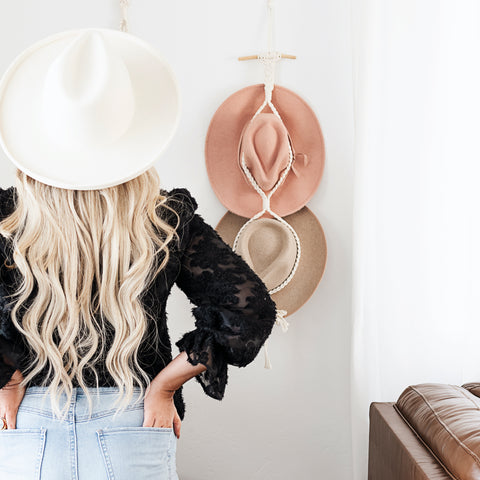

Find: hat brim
<box><xmin>206</xmin><ymin>84</ymin><xmax>325</xmax><ymax>217</ymax></box>
<box><xmin>0</xmin><ymin>28</ymin><xmax>181</xmax><ymax>190</ymax></box>
<box><xmin>216</xmin><ymin>207</ymin><xmax>327</xmax><ymax>316</ymax></box>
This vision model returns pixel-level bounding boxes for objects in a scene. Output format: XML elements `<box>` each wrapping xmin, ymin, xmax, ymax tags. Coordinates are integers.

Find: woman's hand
<box><xmin>142</xmin><ymin>351</ymin><xmax>208</xmax><ymax>440</ymax></box>
<box><xmin>143</xmin><ymin>380</ymin><xmax>181</xmax><ymax>439</ymax></box>
<box><xmin>0</xmin><ymin>369</ymin><xmax>26</xmax><ymax>430</ymax></box>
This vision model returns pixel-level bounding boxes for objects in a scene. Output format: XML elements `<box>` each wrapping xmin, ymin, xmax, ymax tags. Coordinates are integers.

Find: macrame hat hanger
<box><xmin>239</xmin><ymin>0</ymin><xmax>295</xmax><ymax>369</ymax></box>
<box><xmin>233</xmin><ymin>112</ymin><xmax>301</xmax><ymax>368</ymax></box>
<box><xmin>234</xmin><ymin>113</ymin><xmax>301</xmax><ymax>296</ymax></box>
<box><xmin>234</xmin><ymin>113</ymin><xmax>300</xmax><ymax>295</ymax></box>
<box><xmin>210</xmin><ymin>0</ymin><xmax>328</xmax><ymax>368</ymax></box>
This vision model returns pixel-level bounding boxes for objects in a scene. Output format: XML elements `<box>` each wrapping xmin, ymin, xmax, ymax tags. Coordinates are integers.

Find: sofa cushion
<box><xmin>396</xmin><ymin>383</ymin><xmax>480</xmax><ymax>480</ymax></box>
<box><xmin>462</xmin><ymin>383</ymin><xmax>480</xmax><ymax>399</ymax></box>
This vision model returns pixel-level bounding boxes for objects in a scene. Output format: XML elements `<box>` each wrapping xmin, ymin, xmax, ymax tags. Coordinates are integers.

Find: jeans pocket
<box><xmin>0</xmin><ymin>427</ymin><xmax>46</xmax><ymax>480</ymax></box>
<box><xmin>96</xmin><ymin>426</ymin><xmax>177</xmax><ymax>480</ymax></box>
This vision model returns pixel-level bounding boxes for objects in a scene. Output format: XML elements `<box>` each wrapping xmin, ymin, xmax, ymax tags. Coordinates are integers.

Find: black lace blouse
<box><xmin>0</xmin><ymin>186</ymin><xmax>277</xmax><ymax>420</ymax></box>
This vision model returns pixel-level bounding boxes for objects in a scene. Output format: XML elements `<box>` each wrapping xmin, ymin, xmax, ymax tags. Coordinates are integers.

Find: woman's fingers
<box><xmin>154</xmin><ymin>417</ymin><xmax>180</xmax><ymax>439</ymax></box>
<box><xmin>143</xmin><ymin>414</ymin><xmax>181</xmax><ymax>439</ymax></box>
<box><xmin>173</xmin><ymin>415</ymin><xmax>181</xmax><ymax>439</ymax></box>
<box><xmin>8</xmin><ymin>410</ymin><xmax>16</xmax><ymax>429</ymax></box>
<box><xmin>143</xmin><ymin>414</ymin><xmax>173</xmax><ymax>429</ymax></box>
<box><xmin>142</xmin><ymin>413</ymin><xmax>155</xmax><ymax>428</ymax></box>
<box><xmin>2</xmin><ymin>408</ymin><xmax>17</xmax><ymax>429</ymax></box>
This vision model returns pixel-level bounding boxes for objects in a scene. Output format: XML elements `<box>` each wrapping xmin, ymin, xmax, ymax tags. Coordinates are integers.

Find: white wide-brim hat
<box><xmin>0</xmin><ymin>27</ymin><xmax>181</xmax><ymax>190</ymax></box>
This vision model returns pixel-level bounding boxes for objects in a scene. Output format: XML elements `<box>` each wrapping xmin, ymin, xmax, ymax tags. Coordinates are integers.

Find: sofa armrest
<box><xmin>369</xmin><ymin>402</ymin><xmax>451</xmax><ymax>480</ymax></box>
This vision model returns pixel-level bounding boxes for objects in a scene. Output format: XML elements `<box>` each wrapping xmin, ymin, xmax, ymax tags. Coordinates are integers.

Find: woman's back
<box><xmin>0</xmin><ymin>175</ymin><xmax>277</xmax><ymax>422</ymax></box>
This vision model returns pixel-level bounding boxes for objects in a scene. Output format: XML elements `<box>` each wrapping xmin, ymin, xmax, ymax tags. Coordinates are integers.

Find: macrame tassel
<box><xmin>264</xmin><ymin>339</ymin><xmax>273</xmax><ymax>369</ymax></box>
<box><xmin>263</xmin><ymin>309</ymin><xmax>290</xmax><ymax>369</ymax></box>
<box><xmin>275</xmin><ymin>309</ymin><xmax>289</xmax><ymax>332</ymax></box>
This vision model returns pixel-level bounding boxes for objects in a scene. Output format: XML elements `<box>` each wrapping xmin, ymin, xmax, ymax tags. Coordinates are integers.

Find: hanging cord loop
<box><xmin>119</xmin><ymin>0</ymin><xmax>130</xmax><ymax>32</ymax></box>
<box><xmin>258</xmin><ymin>0</ymin><xmax>281</xmax><ymax>104</ymax></box>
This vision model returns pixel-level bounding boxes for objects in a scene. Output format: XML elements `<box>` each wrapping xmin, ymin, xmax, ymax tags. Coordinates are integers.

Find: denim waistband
<box><xmin>24</xmin><ymin>385</ymin><xmax>143</xmax><ymax>397</ymax></box>
<box><xmin>20</xmin><ymin>386</ymin><xmax>146</xmax><ymax>421</ymax></box>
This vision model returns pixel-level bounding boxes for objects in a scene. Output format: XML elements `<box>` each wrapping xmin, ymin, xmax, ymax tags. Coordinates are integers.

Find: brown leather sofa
<box><xmin>368</xmin><ymin>382</ymin><xmax>480</xmax><ymax>479</ymax></box>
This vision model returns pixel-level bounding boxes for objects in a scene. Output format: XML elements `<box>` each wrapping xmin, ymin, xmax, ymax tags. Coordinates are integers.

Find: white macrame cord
<box><xmin>234</xmin><ymin>0</ymin><xmax>301</xmax><ymax>370</ymax></box>
<box><xmin>234</xmin><ymin>148</ymin><xmax>302</xmax><ymax>295</ymax></box>
<box><xmin>119</xmin><ymin>0</ymin><xmax>130</xmax><ymax>32</ymax></box>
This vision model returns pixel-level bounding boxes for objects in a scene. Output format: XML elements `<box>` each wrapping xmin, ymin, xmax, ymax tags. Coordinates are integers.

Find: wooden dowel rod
<box><xmin>238</xmin><ymin>53</ymin><xmax>297</xmax><ymax>61</ymax></box>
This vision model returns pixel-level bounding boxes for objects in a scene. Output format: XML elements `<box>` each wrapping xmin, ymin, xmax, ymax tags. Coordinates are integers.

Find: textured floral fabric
<box><xmin>0</xmin><ymin>186</ymin><xmax>277</xmax><ymax>420</ymax></box>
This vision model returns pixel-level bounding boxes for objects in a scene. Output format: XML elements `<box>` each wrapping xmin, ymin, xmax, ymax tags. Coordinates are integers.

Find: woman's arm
<box><xmin>142</xmin><ymin>188</ymin><xmax>276</xmax><ymax>435</ymax></box>
<box><xmin>142</xmin><ymin>352</ymin><xmax>207</xmax><ymax>437</ymax></box>
<box><xmin>151</xmin><ymin>351</ymin><xmax>207</xmax><ymax>395</ymax></box>
<box><xmin>173</xmin><ymin>211</ymin><xmax>277</xmax><ymax>401</ymax></box>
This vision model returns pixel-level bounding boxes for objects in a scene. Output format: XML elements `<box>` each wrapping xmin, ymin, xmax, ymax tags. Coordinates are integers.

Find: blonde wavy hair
<box><xmin>0</xmin><ymin>167</ymin><xmax>181</xmax><ymax>421</ymax></box>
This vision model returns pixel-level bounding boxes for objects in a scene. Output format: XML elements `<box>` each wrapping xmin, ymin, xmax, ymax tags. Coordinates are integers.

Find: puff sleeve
<box><xmin>0</xmin><ymin>186</ymin><xmax>21</xmax><ymax>389</ymax></box>
<box><xmin>170</xmin><ymin>189</ymin><xmax>277</xmax><ymax>401</ymax></box>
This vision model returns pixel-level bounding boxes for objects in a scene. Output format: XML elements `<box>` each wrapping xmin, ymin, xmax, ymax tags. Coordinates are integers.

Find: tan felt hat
<box><xmin>216</xmin><ymin>206</ymin><xmax>327</xmax><ymax>317</ymax></box>
<box><xmin>205</xmin><ymin>84</ymin><xmax>325</xmax><ymax>218</ymax></box>
<box><xmin>235</xmin><ymin>217</ymin><xmax>297</xmax><ymax>293</ymax></box>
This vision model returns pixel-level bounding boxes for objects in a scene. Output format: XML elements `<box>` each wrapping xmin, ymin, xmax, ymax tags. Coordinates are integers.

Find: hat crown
<box><xmin>41</xmin><ymin>29</ymin><xmax>135</xmax><ymax>150</ymax></box>
<box><xmin>236</xmin><ymin>218</ymin><xmax>297</xmax><ymax>291</ymax></box>
<box><xmin>239</xmin><ymin>112</ymin><xmax>291</xmax><ymax>191</ymax></box>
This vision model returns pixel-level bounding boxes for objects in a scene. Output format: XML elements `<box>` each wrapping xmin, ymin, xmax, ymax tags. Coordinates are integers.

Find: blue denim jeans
<box><xmin>0</xmin><ymin>385</ymin><xmax>179</xmax><ymax>480</ymax></box>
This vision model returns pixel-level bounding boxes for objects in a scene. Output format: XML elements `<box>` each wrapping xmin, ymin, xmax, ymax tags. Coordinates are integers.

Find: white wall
<box><xmin>0</xmin><ymin>1</ymin><xmax>354</xmax><ymax>478</ymax></box>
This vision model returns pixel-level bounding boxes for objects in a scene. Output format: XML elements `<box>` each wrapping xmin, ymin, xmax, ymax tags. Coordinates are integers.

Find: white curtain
<box><xmin>350</xmin><ymin>1</ymin><xmax>480</xmax><ymax>478</ymax></box>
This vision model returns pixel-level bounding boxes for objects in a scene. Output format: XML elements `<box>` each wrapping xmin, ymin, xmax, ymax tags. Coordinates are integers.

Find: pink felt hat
<box><xmin>205</xmin><ymin>83</ymin><xmax>325</xmax><ymax>218</ymax></box>
<box><xmin>238</xmin><ymin>111</ymin><xmax>292</xmax><ymax>192</ymax></box>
